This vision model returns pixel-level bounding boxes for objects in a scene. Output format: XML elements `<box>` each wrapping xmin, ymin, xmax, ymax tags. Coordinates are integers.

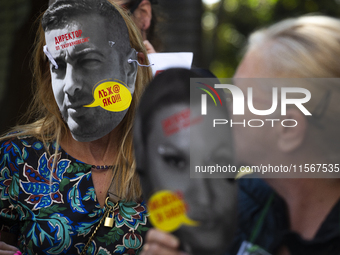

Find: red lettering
<box><xmin>156</xmin><ymin>213</ymin><xmax>164</xmax><ymax>223</ymax></box>
<box><xmin>149</xmin><ymin>200</ymin><xmax>160</xmax><ymax>211</ymax></box>
<box><xmin>168</xmin><ymin>127</ymin><xmax>179</xmax><ymax>135</ymax></box>
<box><xmin>162</xmin><ymin>119</ymin><xmax>172</xmax><ymax>129</ymax></box>
<box><xmin>164</xmin><ymin>205</ymin><xmax>185</xmax><ymax>219</ymax></box>
<box><xmin>161</xmin><ymin>196</ymin><xmax>168</xmax><ymax>206</ymax></box>
<box><xmin>160</xmin><ymin>194</ymin><xmax>177</xmax><ymax>207</ymax></box>
<box><xmin>111</xmin><ymin>94</ymin><xmax>121</xmax><ymax>104</ymax></box>
<box><xmin>98</xmin><ymin>90</ymin><xmax>104</xmax><ymax>98</ymax></box>
<box><xmin>174</xmin><ymin>115</ymin><xmax>181</xmax><ymax>123</ymax></box>
<box><xmin>55</xmin><ymin>30</ymin><xmax>85</xmax><ymax>48</ymax></box>
<box><xmin>107</xmin><ymin>87</ymin><xmax>113</xmax><ymax>95</ymax></box>
<box><xmin>182</xmin><ymin>109</ymin><xmax>190</xmax><ymax>119</ymax></box>
<box><xmin>103</xmin><ymin>99</ymin><xmax>108</xmax><ymax>107</ymax></box>
<box><xmin>106</xmin><ymin>97</ymin><xmax>112</xmax><ymax>105</ymax></box>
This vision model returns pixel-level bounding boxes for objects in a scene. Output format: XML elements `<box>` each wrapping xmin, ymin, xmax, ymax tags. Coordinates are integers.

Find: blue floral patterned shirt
<box><xmin>0</xmin><ymin>135</ymin><xmax>150</xmax><ymax>255</ymax></box>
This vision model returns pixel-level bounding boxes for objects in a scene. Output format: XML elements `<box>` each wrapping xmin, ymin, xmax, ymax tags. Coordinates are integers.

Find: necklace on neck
<box><xmin>91</xmin><ymin>165</ymin><xmax>114</xmax><ymax>170</ymax></box>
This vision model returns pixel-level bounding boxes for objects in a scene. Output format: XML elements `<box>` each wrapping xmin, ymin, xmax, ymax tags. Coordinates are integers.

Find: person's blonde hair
<box><xmin>248</xmin><ymin>15</ymin><xmax>340</xmax><ymax>78</ymax></box>
<box><xmin>2</xmin><ymin>1</ymin><xmax>152</xmax><ymax>201</ymax></box>
<box><xmin>246</xmin><ymin>15</ymin><xmax>340</xmax><ymax>159</ymax></box>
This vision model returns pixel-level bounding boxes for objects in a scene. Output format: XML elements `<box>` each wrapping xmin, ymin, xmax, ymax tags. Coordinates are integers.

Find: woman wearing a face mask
<box><xmin>0</xmin><ymin>0</ymin><xmax>152</xmax><ymax>254</ymax></box>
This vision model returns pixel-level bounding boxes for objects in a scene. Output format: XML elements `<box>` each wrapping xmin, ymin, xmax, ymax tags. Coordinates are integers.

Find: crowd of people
<box><xmin>0</xmin><ymin>0</ymin><xmax>339</xmax><ymax>254</ymax></box>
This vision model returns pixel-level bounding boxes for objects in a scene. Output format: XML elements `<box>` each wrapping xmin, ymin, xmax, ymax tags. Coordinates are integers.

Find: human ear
<box><xmin>132</xmin><ymin>0</ymin><xmax>152</xmax><ymax>31</ymax></box>
<box><xmin>277</xmin><ymin>108</ymin><xmax>307</xmax><ymax>152</ymax></box>
<box><xmin>126</xmin><ymin>49</ymin><xmax>138</xmax><ymax>94</ymax></box>
<box><xmin>137</xmin><ymin>51</ymin><xmax>145</xmax><ymax>64</ymax></box>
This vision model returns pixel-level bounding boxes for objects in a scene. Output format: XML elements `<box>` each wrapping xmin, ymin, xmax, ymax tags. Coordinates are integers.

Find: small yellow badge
<box><xmin>84</xmin><ymin>80</ymin><xmax>132</xmax><ymax>112</ymax></box>
<box><xmin>147</xmin><ymin>190</ymin><xmax>199</xmax><ymax>232</ymax></box>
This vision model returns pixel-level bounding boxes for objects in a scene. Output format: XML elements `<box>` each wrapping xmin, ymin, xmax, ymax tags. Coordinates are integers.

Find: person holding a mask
<box><xmin>134</xmin><ymin>68</ymin><xmax>237</xmax><ymax>255</ymax></box>
<box><xmin>0</xmin><ymin>0</ymin><xmax>152</xmax><ymax>254</ymax></box>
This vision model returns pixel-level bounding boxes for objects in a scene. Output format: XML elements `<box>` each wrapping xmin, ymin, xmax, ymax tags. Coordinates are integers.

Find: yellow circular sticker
<box><xmin>147</xmin><ymin>190</ymin><xmax>199</xmax><ymax>232</ymax></box>
<box><xmin>84</xmin><ymin>80</ymin><xmax>132</xmax><ymax>112</ymax></box>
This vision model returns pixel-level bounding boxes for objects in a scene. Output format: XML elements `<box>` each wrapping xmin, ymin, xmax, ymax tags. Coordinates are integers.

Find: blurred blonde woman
<box><xmin>141</xmin><ymin>15</ymin><xmax>340</xmax><ymax>255</ymax></box>
<box><xmin>230</xmin><ymin>15</ymin><xmax>340</xmax><ymax>255</ymax></box>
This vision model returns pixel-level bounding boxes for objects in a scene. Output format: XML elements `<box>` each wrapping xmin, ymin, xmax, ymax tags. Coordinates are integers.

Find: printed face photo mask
<box><xmin>43</xmin><ymin>0</ymin><xmax>138</xmax><ymax>142</ymax></box>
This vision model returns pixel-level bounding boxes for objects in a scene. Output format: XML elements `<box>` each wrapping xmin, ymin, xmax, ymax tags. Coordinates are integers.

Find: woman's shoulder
<box><xmin>1</xmin><ymin>134</ymin><xmax>48</xmax><ymax>150</ymax></box>
<box><xmin>0</xmin><ymin>134</ymin><xmax>62</xmax><ymax>161</ymax></box>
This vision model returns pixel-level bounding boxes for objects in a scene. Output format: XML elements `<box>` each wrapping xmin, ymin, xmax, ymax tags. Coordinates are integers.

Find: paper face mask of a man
<box><xmin>43</xmin><ymin>0</ymin><xmax>138</xmax><ymax>142</ymax></box>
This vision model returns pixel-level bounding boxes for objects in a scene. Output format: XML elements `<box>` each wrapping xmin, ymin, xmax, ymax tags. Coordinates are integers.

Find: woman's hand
<box><xmin>0</xmin><ymin>241</ymin><xmax>21</xmax><ymax>255</ymax></box>
<box><xmin>143</xmin><ymin>40</ymin><xmax>156</xmax><ymax>54</ymax></box>
<box><xmin>141</xmin><ymin>229</ymin><xmax>189</xmax><ymax>255</ymax></box>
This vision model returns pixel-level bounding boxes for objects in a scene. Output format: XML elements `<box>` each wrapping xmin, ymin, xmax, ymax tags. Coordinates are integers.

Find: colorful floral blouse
<box><xmin>0</xmin><ymin>136</ymin><xmax>150</xmax><ymax>255</ymax></box>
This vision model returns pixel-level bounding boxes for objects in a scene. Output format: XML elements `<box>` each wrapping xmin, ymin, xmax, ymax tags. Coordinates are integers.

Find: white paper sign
<box><xmin>148</xmin><ymin>52</ymin><xmax>194</xmax><ymax>76</ymax></box>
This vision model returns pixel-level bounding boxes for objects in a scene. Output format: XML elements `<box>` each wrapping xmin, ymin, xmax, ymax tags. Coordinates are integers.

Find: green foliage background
<box><xmin>202</xmin><ymin>0</ymin><xmax>340</xmax><ymax>77</ymax></box>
